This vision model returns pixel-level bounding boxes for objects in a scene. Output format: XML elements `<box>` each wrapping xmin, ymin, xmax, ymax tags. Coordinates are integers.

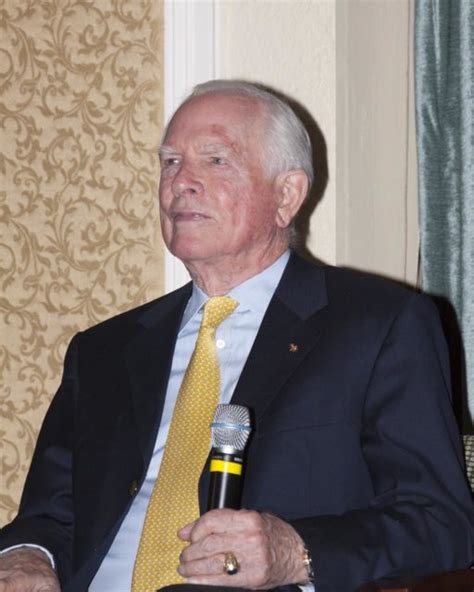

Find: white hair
<box><xmin>180</xmin><ymin>79</ymin><xmax>314</xmax><ymax>191</ymax></box>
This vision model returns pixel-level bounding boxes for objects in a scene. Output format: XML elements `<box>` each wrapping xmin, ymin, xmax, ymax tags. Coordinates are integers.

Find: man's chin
<box><xmin>167</xmin><ymin>242</ymin><xmax>219</xmax><ymax>266</ymax></box>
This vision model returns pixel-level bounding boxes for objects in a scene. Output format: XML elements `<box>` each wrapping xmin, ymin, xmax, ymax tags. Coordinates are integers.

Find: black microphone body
<box><xmin>207</xmin><ymin>449</ymin><xmax>244</xmax><ymax>510</ymax></box>
<box><xmin>206</xmin><ymin>404</ymin><xmax>252</xmax><ymax>511</ymax></box>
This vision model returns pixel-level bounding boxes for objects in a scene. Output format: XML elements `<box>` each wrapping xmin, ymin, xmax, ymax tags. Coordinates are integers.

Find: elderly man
<box><xmin>0</xmin><ymin>80</ymin><xmax>472</xmax><ymax>592</ymax></box>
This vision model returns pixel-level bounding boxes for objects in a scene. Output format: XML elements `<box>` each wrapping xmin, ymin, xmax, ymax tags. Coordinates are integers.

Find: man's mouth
<box><xmin>171</xmin><ymin>211</ymin><xmax>210</xmax><ymax>222</ymax></box>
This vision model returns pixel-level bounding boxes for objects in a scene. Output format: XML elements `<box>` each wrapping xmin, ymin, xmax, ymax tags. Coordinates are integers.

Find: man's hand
<box><xmin>178</xmin><ymin>509</ymin><xmax>309</xmax><ymax>589</ymax></box>
<box><xmin>0</xmin><ymin>548</ymin><xmax>60</xmax><ymax>592</ymax></box>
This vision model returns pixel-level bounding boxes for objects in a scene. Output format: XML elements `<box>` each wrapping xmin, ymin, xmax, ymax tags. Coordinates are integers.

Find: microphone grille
<box><xmin>210</xmin><ymin>404</ymin><xmax>252</xmax><ymax>451</ymax></box>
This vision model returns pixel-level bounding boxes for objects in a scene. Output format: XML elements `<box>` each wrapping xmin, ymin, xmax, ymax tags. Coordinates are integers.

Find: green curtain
<box><xmin>415</xmin><ymin>0</ymin><xmax>474</xmax><ymax>431</ymax></box>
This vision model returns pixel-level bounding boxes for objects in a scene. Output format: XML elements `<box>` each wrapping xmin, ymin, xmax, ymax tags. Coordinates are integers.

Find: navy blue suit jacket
<box><xmin>1</xmin><ymin>253</ymin><xmax>473</xmax><ymax>591</ymax></box>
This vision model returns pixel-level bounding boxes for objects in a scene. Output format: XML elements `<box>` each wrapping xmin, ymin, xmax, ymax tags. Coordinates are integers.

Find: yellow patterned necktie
<box><xmin>132</xmin><ymin>296</ymin><xmax>238</xmax><ymax>592</ymax></box>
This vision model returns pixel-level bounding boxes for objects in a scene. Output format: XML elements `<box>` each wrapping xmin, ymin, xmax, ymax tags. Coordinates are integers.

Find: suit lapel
<box><xmin>231</xmin><ymin>253</ymin><xmax>328</xmax><ymax>425</ymax></box>
<box><xmin>124</xmin><ymin>284</ymin><xmax>192</xmax><ymax>462</ymax></box>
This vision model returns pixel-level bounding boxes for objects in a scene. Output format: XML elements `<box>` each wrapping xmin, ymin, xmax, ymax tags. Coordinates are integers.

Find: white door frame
<box><xmin>164</xmin><ymin>0</ymin><xmax>216</xmax><ymax>292</ymax></box>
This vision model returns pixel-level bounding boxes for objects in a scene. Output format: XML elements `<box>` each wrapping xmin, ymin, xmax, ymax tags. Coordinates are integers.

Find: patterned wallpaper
<box><xmin>0</xmin><ymin>0</ymin><xmax>164</xmax><ymax>524</ymax></box>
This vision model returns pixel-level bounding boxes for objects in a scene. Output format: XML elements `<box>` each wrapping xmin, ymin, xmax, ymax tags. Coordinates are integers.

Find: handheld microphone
<box><xmin>207</xmin><ymin>404</ymin><xmax>252</xmax><ymax>510</ymax></box>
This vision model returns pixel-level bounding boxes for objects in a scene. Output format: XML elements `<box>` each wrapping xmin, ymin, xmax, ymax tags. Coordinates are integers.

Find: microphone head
<box><xmin>210</xmin><ymin>404</ymin><xmax>252</xmax><ymax>452</ymax></box>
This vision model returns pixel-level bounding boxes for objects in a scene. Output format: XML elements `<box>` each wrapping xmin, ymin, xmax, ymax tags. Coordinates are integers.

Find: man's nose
<box><xmin>171</xmin><ymin>162</ymin><xmax>203</xmax><ymax>196</ymax></box>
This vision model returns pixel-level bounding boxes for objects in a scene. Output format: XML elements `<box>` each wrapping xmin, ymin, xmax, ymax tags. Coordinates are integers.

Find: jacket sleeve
<box><xmin>290</xmin><ymin>294</ymin><xmax>474</xmax><ymax>592</ymax></box>
<box><xmin>0</xmin><ymin>334</ymin><xmax>80</xmax><ymax>583</ymax></box>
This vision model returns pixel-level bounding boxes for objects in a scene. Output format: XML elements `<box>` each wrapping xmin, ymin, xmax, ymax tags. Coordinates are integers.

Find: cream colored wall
<box><xmin>215</xmin><ymin>0</ymin><xmax>418</xmax><ymax>285</ymax></box>
<box><xmin>336</xmin><ymin>0</ymin><xmax>418</xmax><ymax>285</ymax></box>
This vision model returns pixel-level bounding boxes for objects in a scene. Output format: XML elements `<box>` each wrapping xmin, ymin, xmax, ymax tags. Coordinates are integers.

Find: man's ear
<box><xmin>274</xmin><ymin>169</ymin><xmax>309</xmax><ymax>229</ymax></box>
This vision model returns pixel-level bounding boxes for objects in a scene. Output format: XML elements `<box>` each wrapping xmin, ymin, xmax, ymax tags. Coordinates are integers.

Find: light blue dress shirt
<box><xmin>89</xmin><ymin>251</ymin><xmax>290</xmax><ymax>591</ymax></box>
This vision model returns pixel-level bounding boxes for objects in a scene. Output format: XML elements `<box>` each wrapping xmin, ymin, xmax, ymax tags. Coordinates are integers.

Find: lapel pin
<box><xmin>289</xmin><ymin>343</ymin><xmax>298</xmax><ymax>353</ymax></box>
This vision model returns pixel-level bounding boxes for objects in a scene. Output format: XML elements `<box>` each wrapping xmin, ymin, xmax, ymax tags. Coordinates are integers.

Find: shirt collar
<box><xmin>180</xmin><ymin>250</ymin><xmax>290</xmax><ymax>331</ymax></box>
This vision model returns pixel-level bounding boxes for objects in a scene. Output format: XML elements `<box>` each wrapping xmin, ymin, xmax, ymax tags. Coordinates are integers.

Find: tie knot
<box><xmin>202</xmin><ymin>296</ymin><xmax>238</xmax><ymax>329</ymax></box>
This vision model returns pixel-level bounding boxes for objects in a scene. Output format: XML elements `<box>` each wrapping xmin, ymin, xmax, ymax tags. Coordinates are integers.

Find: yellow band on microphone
<box><xmin>210</xmin><ymin>459</ymin><xmax>243</xmax><ymax>475</ymax></box>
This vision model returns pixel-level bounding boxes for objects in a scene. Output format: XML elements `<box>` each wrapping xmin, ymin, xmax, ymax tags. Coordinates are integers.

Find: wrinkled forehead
<box><xmin>163</xmin><ymin>92</ymin><xmax>268</xmax><ymax>146</ymax></box>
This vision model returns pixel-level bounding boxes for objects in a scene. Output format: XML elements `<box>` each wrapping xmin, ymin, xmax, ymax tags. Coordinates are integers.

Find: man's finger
<box><xmin>179</xmin><ymin>551</ymin><xmax>225</xmax><ymax>577</ymax></box>
<box><xmin>185</xmin><ymin>508</ymin><xmax>258</xmax><ymax>543</ymax></box>
<box><xmin>178</xmin><ymin>518</ymin><xmax>197</xmax><ymax>541</ymax></box>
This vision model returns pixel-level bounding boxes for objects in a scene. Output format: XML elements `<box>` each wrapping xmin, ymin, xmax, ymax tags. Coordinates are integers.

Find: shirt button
<box><xmin>129</xmin><ymin>480</ymin><xmax>139</xmax><ymax>496</ymax></box>
<box><xmin>216</xmin><ymin>339</ymin><xmax>226</xmax><ymax>349</ymax></box>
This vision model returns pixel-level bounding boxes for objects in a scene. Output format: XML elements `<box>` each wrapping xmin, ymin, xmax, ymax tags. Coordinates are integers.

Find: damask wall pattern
<box><xmin>0</xmin><ymin>0</ymin><xmax>164</xmax><ymax>524</ymax></box>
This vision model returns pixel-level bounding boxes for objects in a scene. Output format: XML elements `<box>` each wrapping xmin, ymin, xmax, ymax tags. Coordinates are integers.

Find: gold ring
<box><xmin>223</xmin><ymin>552</ymin><xmax>240</xmax><ymax>575</ymax></box>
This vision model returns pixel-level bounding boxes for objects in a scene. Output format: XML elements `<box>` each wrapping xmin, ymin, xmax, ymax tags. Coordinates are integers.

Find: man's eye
<box><xmin>162</xmin><ymin>157</ymin><xmax>179</xmax><ymax>167</ymax></box>
<box><xmin>211</xmin><ymin>156</ymin><xmax>225</xmax><ymax>165</ymax></box>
